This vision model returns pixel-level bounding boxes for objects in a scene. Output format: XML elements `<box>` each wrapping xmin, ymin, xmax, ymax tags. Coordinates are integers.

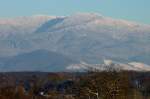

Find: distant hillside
<box><xmin>0</xmin><ymin>50</ymin><xmax>77</xmax><ymax>72</ymax></box>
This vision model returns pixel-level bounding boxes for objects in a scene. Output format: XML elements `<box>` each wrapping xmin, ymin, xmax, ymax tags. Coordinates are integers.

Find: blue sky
<box><xmin>0</xmin><ymin>0</ymin><xmax>150</xmax><ymax>24</ymax></box>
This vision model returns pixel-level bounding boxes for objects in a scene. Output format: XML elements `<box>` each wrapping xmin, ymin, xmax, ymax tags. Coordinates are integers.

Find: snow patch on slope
<box><xmin>66</xmin><ymin>60</ymin><xmax>150</xmax><ymax>72</ymax></box>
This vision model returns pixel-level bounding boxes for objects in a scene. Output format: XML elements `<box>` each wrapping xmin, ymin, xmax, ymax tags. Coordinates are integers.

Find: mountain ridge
<box><xmin>0</xmin><ymin>50</ymin><xmax>78</xmax><ymax>72</ymax></box>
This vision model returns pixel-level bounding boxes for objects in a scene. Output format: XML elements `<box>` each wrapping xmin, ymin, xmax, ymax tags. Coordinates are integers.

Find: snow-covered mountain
<box><xmin>0</xmin><ymin>15</ymin><xmax>57</xmax><ymax>57</ymax></box>
<box><xmin>0</xmin><ymin>13</ymin><xmax>150</xmax><ymax>71</ymax></box>
<box><xmin>0</xmin><ymin>15</ymin><xmax>56</xmax><ymax>35</ymax></box>
<box><xmin>66</xmin><ymin>60</ymin><xmax>150</xmax><ymax>72</ymax></box>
